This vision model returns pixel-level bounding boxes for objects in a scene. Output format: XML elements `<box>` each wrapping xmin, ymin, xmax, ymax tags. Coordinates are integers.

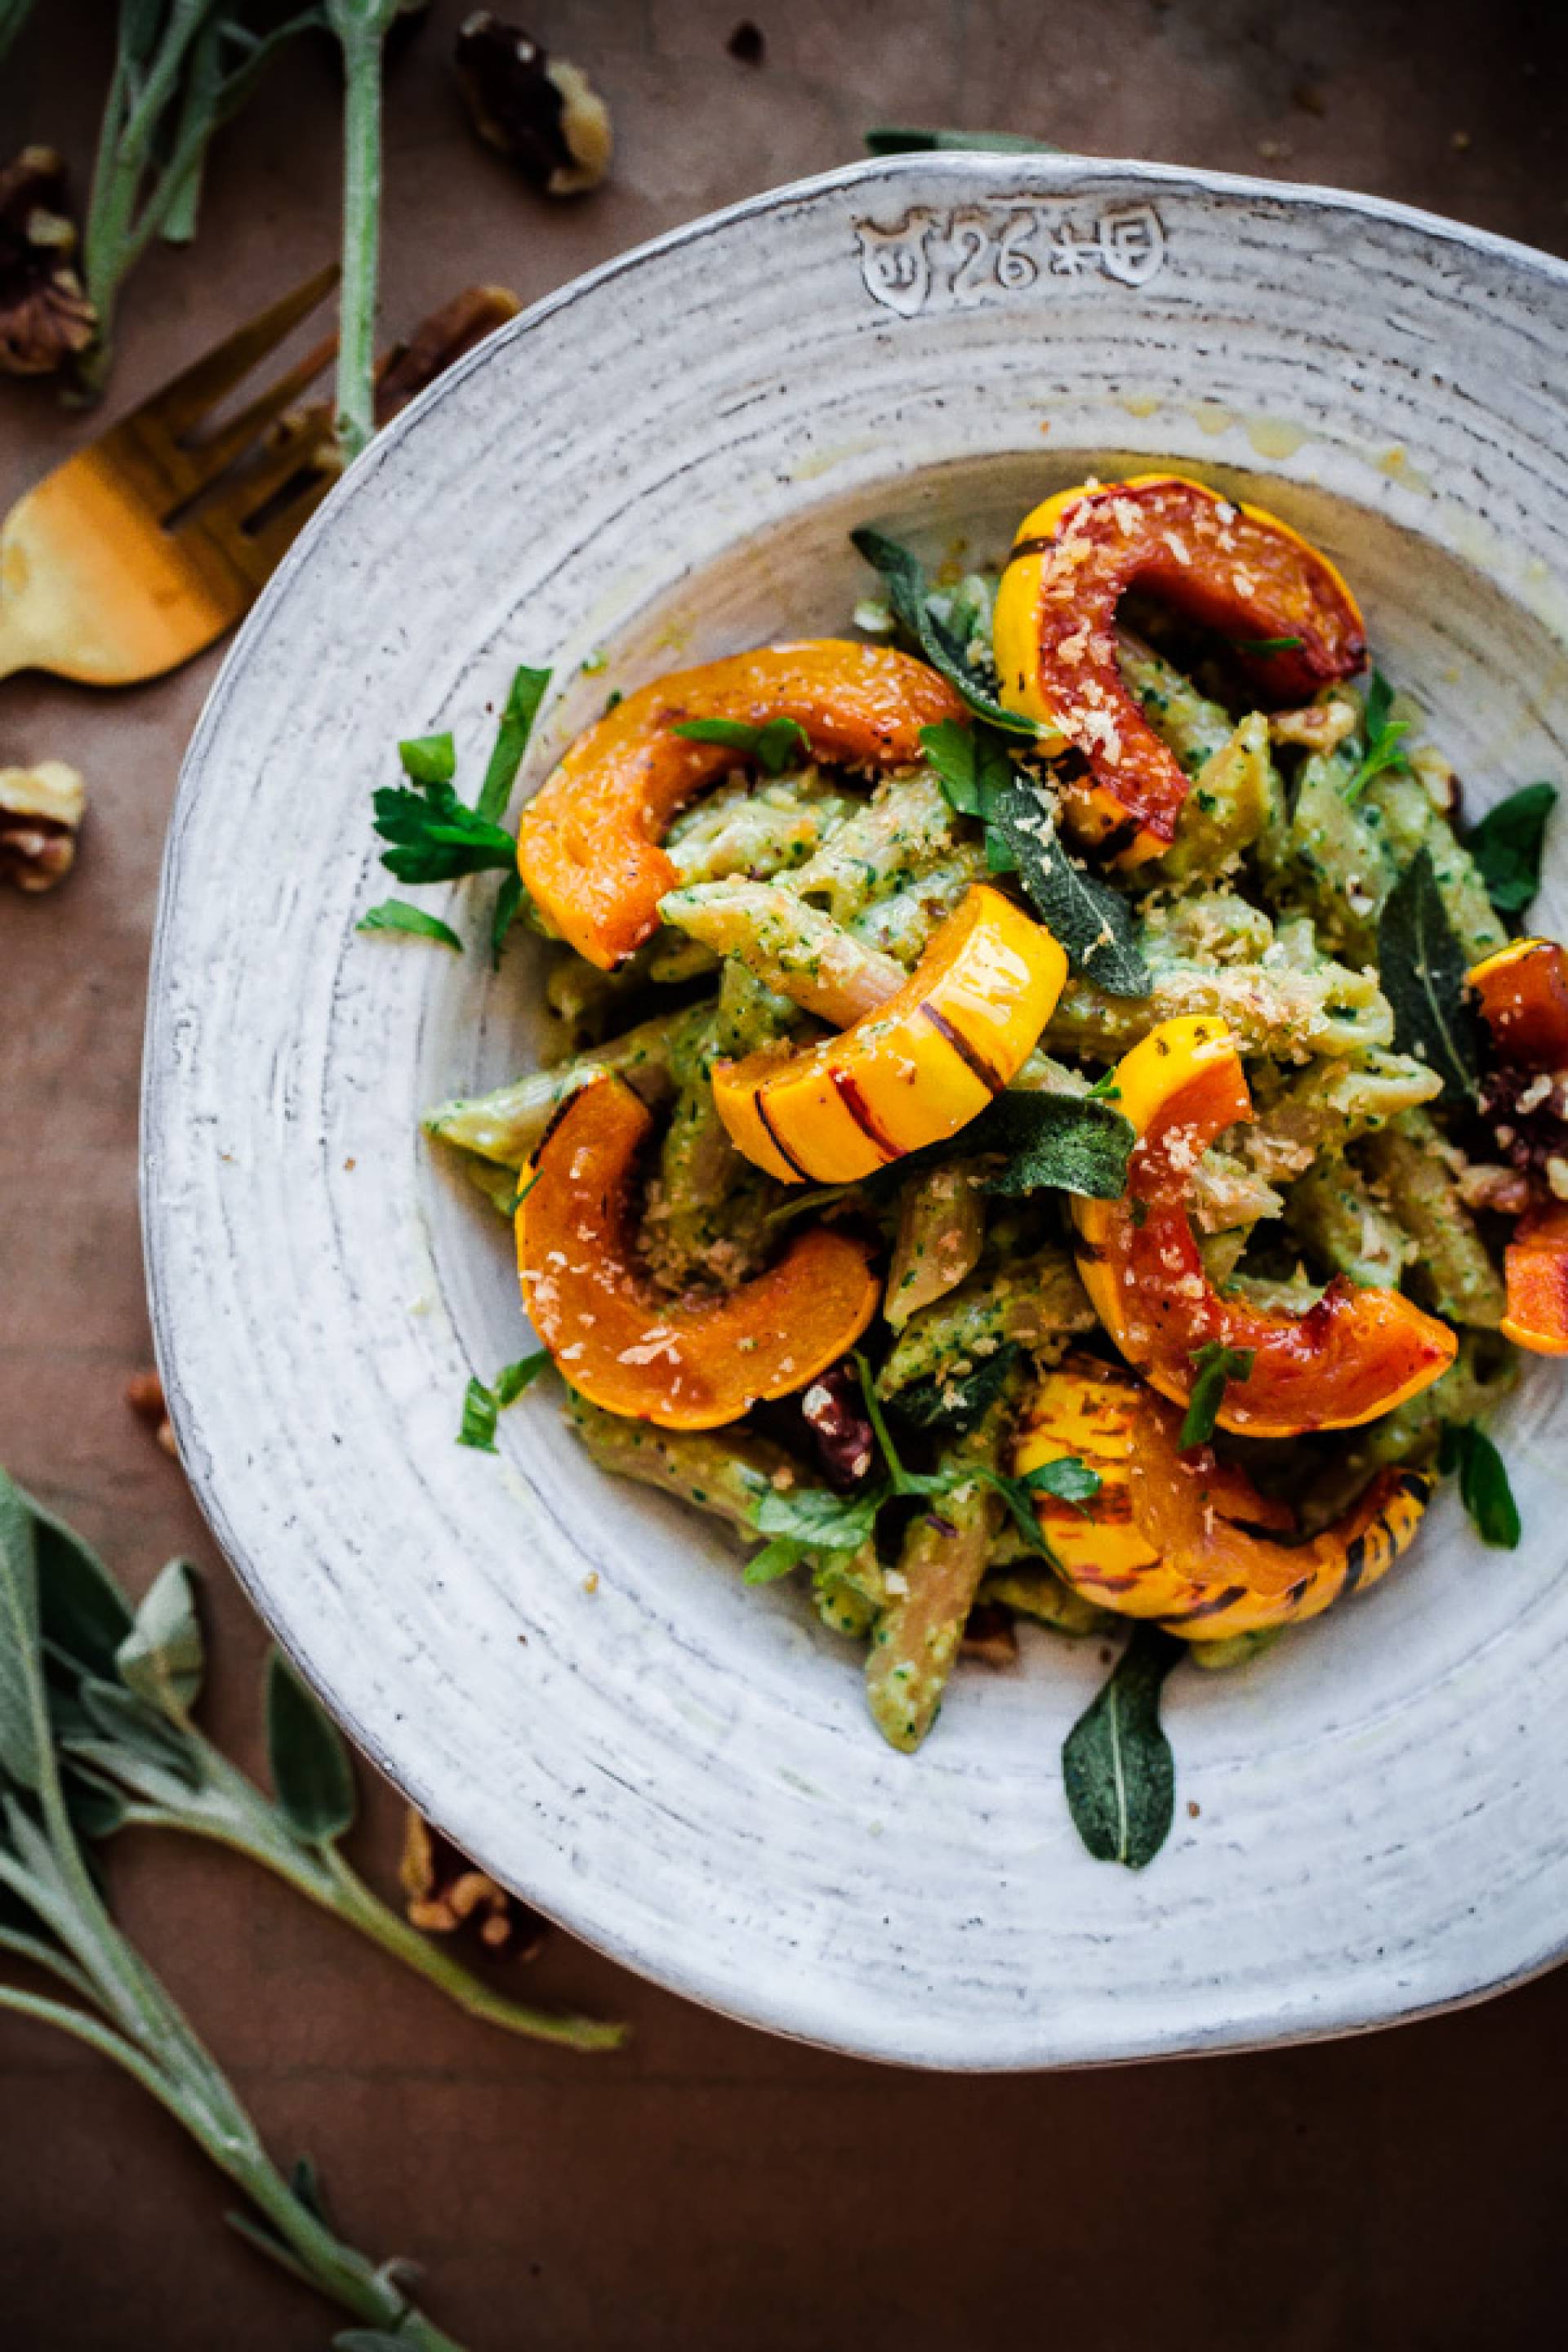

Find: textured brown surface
<box><xmin>3</xmin><ymin>2</ymin><xmax>1568</xmax><ymax>2345</ymax></box>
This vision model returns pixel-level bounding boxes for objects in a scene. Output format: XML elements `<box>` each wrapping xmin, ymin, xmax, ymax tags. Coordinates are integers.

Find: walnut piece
<box><xmin>453</xmin><ymin>13</ymin><xmax>612</xmax><ymax>196</ymax></box>
<box><xmin>125</xmin><ymin>1369</ymin><xmax>178</xmax><ymax>1456</ymax></box>
<box><xmin>0</xmin><ymin>147</ymin><xmax>96</xmax><ymax>376</ymax></box>
<box><xmin>0</xmin><ymin>760</ymin><xmax>85</xmax><ymax>892</ymax></box>
<box><xmin>400</xmin><ymin>1809</ymin><xmax>547</xmax><ymax>1957</ymax></box>
<box><xmin>1267</xmin><ymin>697</ymin><xmax>1358</xmax><ymax>755</ymax></box>
<box><xmin>372</xmin><ymin>285</ymin><xmax>521</xmax><ymax>426</ymax></box>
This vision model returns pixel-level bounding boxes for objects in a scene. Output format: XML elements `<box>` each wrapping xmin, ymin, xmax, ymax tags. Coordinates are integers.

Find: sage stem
<box><xmin>334</xmin><ymin>11</ymin><xmax>386</xmax><ymax>461</ymax></box>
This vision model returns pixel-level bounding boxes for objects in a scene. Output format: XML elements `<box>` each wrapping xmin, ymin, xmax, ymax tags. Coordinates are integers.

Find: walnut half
<box><xmin>0</xmin><ymin>760</ymin><xmax>85</xmax><ymax>891</ymax></box>
<box><xmin>0</xmin><ymin>147</ymin><xmax>96</xmax><ymax>376</ymax></box>
<box><xmin>400</xmin><ymin>1808</ymin><xmax>547</xmax><ymax>1957</ymax></box>
<box><xmin>453</xmin><ymin>13</ymin><xmax>612</xmax><ymax>196</ymax></box>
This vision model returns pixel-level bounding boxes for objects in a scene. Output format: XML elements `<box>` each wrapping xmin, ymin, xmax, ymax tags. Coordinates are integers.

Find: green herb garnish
<box><xmin>398</xmin><ymin>731</ymin><xmax>457</xmax><ymax>786</ymax></box>
<box><xmin>1062</xmin><ymin>1624</ymin><xmax>1184</xmax><ymax>1869</ymax></box>
<box><xmin>964</xmin><ymin>1091</ymin><xmax>1135</xmax><ymax>1200</ymax></box>
<box><xmin>357</xmin><ymin>898</ymin><xmax>463</xmax><ymax>951</ymax></box>
<box><xmin>919</xmin><ymin>721</ymin><xmax>1150</xmax><ymax>998</ymax></box>
<box><xmin>1180</xmin><ymin>1343</ymin><xmax>1256</xmax><ymax>1448</ymax></box>
<box><xmin>851</xmin><ymin>527</ymin><xmax>1037</xmax><ymax>736</ymax></box>
<box><xmin>1233</xmin><ymin>635</ymin><xmax>1304</xmax><ymax>655</ymax></box>
<box><xmin>1343</xmin><ymin>667</ymin><xmax>1412</xmax><ymax>803</ymax></box>
<box><xmin>1465</xmin><ymin>781</ymin><xmax>1558</xmax><ymax>921</ymax></box>
<box><xmin>742</xmin><ymin>1358</ymin><xmax>1100</xmax><ymax>1585</ymax></box>
<box><xmin>672</xmin><ymin>715</ymin><xmax>813</xmax><ymax>773</ymax></box>
<box><xmin>1377</xmin><ymin>846</ymin><xmax>1481</xmax><ymax>1104</ymax></box>
<box><xmin>989</xmin><ymin>777</ymin><xmax>1152</xmax><ymax>997</ymax></box>
<box><xmin>457</xmin><ymin>1350</ymin><xmax>551</xmax><ymax>1452</ymax></box>
<box><xmin>477</xmin><ymin>663</ymin><xmax>550</xmax><ymax>823</ymax></box>
<box><xmin>372</xmin><ymin>779</ymin><xmax>516</xmax><ymax>884</ymax></box>
<box><xmin>889</xmin><ymin>1344</ymin><xmax>1023</xmax><ymax>1437</ymax></box>
<box><xmin>1439</xmin><ymin>1422</ymin><xmax>1521</xmax><ymax>1549</ymax></box>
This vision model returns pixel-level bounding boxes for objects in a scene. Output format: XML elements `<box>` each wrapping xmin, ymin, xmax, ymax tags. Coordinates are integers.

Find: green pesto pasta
<box><xmin>418</xmin><ymin>483</ymin><xmax>1551</xmax><ymax>1812</ymax></box>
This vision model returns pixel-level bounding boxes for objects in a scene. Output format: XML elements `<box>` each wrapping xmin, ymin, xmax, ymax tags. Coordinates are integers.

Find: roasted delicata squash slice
<box><xmin>712</xmin><ymin>884</ymin><xmax>1068</xmax><ymax>1183</ymax></box>
<box><xmin>992</xmin><ymin>474</ymin><xmax>1365</xmax><ymax>863</ymax></box>
<box><xmin>1013</xmin><ymin>1356</ymin><xmax>1432</xmax><ymax>1639</ymax></box>
<box><xmin>516</xmin><ymin>1070</ymin><xmax>880</xmax><ymax>1427</ymax></box>
<box><xmin>1470</xmin><ymin>936</ymin><xmax>1568</xmax><ymax>1352</ymax></box>
<box><xmin>518</xmin><ymin>640</ymin><xmax>963</xmax><ymax>968</ymax></box>
<box><xmin>1070</xmin><ymin>1016</ymin><xmax>1456</xmax><ymax>1435</ymax></box>
<box><xmin>1470</xmin><ymin>935</ymin><xmax>1568</xmax><ymax>1066</ymax></box>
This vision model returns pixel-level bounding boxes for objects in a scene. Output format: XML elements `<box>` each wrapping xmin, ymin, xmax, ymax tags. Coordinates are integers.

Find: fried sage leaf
<box><xmin>1440</xmin><ymin>1421</ymin><xmax>1521</xmax><ymax>1550</ymax></box>
<box><xmin>1061</xmin><ymin>1624</ymin><xmax>1184</xmax><ymax>1869</ymax></box>
<box><xmin>989</xmin><ymin>777</ymin><xmax>1150</xmax><ymax>997</ymax></box>
<box><xmin>850</xmin><ymin>527</ymin><xmax>1036</xmax><ymax>736</ymax></box>
<box><xmin>1378</xmin><ymin>846</ymin><xmax>1481</xmax><ymax>1104</ymax></box>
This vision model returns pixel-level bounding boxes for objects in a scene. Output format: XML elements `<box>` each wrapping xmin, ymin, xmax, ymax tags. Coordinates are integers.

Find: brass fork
<box><xmin>0</xmin><ymin>265</ymin><xmax>342</xmax><ymax>687</ymax></box>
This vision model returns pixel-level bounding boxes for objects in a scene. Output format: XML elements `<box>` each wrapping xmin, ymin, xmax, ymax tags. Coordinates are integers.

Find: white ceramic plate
<box><xmin>145</xmin><ymin>154</ymin><xmax>1568</xmax><ymax>2069</ymax></box>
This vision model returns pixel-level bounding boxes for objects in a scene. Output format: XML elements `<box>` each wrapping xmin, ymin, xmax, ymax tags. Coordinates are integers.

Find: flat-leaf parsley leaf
<box><xmin>1181</xmin><ymin>1343</ymin><xmax>1255</xmax><ymax>1448</ymax></box>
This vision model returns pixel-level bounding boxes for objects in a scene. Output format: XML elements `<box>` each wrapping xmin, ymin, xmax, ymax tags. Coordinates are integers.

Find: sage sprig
<box><xmin>0</xmin><ymin>1470</ymin><xmax>483</xmax><ymax>2348</ymax></box>
<box><xmin>24</xmin><ymin>1479</ymin><xmax>621</xmax><ymax>2051</ymax></box>
<box><xmin>77</xmin><ymin>1</ymin><xmax>323</xmax><ymax>396</ymax></box>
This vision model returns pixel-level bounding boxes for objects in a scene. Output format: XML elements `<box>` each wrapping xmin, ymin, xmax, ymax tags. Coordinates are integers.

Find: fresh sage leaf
<box><xmin>117</xmin><ymin>1557</ymin><xmax>203</xmax><ymax>1722</ymax></box>
<box><xmin>965</xmin><ymin>1091</ymin><xmax>1135</xmax><ymax>1200</ymax></box>
<box><xmin>1377</xmin><ymin>846</ymin><xmax>1481</xmax><ymax>1105</ymax></box>
<box><xmin>1440</xmin><ymin>1422</ymin><xmax>1521</xmax><ymax>1549</ymax></box>
<box><xmin>265</xmin><ymin>1651</ymin><xmax>357</xmax><ymax>1844</ymax></box>
<box><xmin>29</xmin><ymin>1490</ymin><xmax>132</xmax><ymax>1677</ymax></box>
<box><xmin>0</xmin><ymin>1472</ymin><xmax>43</xmax><ymax>1790</ymax></box>
<box><xmin>889</xmin><ymin>1343</ymin><xmax>1024</xmax><ymax>1437</ymax></box>
<box><xmin>78</xmin><ymin>1677</ymin><xmax>201</xmax><ymax>1786</ymax></box>
<box><xmin>62</xmin><ymin>1768</ymin><xmax>129</xmax><ymax>1844</ymax></box>
<box><xmin>1180</xmin><ymin>1343</ymin><xmax>1256</xmax><ymax>1449</ymax></box>
<box><xmin>1061</xmin><ymin>1624</ymin><xmax>1183</xmax><ymax>1869</ymax></box>
<box><xmin>1343</xmin><ymin>668</ymin><xmax>1411</xmax><ymax>804</ymax></box>
<box><xmin>850</xmin><ymin>527</ymin><xmax>1037</xmax><ymax>736</ymax></box>
<box><xmin>397</xmin><ymin>731</ymin><xmax>457</xmax><ymax>787</ymax></box>
<box><xmin>475</xmin><ymin>663</ymin><xmax>550</xmax><ymax>826</ymax></box>
<box><xmin>372</xmin><ymin>780</ymin><xmax>517</xmax><ymax>885</ymax></box>
<box><xmin>357</xmin><ymin>899</ymin><xmax>463</xmax><ymax>951</ymax></box>
<box><xmin>989</xmin><ymin>777</ymin><xmax>1150</xmax><ymax>996</ymax></box>
<box><xmin>1465</xmin><ymin>782</ymin><xmax>1557</xmax><ymax>920</ymax></box>
<box><xmin>671</xmin><ymin>715</ymin><xmax>812</xmax><ymax>774</ymax></box>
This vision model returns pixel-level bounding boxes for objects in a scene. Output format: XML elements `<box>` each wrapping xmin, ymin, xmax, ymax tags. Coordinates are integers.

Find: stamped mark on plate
<box><xmin>854</xmin><ymin>202</ymin><xmax>1168</xmax><ymax>318</ymax></box>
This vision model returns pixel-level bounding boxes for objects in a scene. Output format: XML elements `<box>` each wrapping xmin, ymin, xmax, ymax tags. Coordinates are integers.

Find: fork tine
<box><xmin>127</xmin><ymin>262</ymin><xmax>340</xmax><ymax>443</ymax></box>
<box><xmin>241</xmin><ymin>465</ymin><xmax>338</xmax><ymax>573</ymax></box>
<box><xmin>172</xmin><ymin>331</ymin><xmax>338</xmax><ymax>497</ymax></box>
<box><xmin>213</xmin><ymin>409</ymin><xmax>339</xmax><ymax>536</ymax></box>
